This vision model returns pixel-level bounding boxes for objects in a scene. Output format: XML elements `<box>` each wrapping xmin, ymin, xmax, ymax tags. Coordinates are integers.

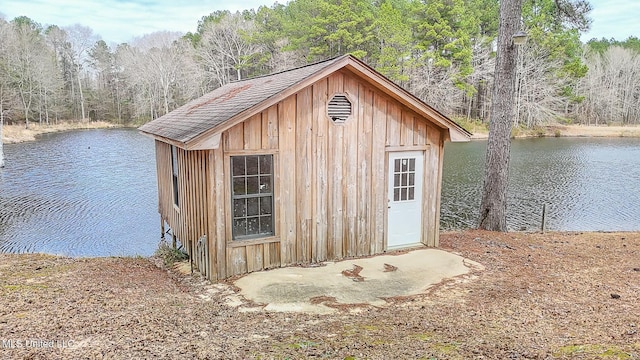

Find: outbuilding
<box><xmin>139</xmin><ymin>54</ymin><xmax>470</xmax><ymax>281</ymax></box>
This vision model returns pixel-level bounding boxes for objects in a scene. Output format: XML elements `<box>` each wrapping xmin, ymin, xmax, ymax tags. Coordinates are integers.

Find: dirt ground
<box><xmin>1</xmin><ymin>230</ymin><xmax>639</xmax><ymax>359</ymax></box>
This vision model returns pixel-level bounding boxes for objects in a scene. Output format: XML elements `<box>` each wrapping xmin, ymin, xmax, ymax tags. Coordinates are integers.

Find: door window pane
<box><xmin>392</xmin><ymin>156</ymin><xmax>417</xmax><ymax>203</ymax></box>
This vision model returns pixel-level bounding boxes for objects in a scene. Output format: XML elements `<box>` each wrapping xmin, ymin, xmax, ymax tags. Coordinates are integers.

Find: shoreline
<box><xmin>470</xmin><ymin>124</ymin><xmax>640</xmax><ymax>140</ymax></box>
<box><xmin>3</xmin><ymin>122</ymin><xmax>640</xmax><ymax>143</ymax></box>
<box><xmin>1</xmin><ymin>121</ymin><xmax>126</xmax><ymax>144</ymax></box>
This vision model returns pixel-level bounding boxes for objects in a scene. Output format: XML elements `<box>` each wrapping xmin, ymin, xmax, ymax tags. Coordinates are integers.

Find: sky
<box><xmin>1</xmin><ymin>0</ymin><xmax>638</xmax><ymax>45</ymax></box>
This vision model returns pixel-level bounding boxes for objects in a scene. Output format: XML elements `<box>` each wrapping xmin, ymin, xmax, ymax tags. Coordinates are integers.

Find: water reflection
<box><xmin>1</xmin><ymin>131</ymin><xmax>638</xmax><ymax>257</ymax></box>
<box><xmin>0</xmin><ymin>129</ymin><xmax>158</xmax><ymax>256</ymax></box>
<box><xmin>441</xmin><ymin>137</ymin><xmax>640</xmax><ymax>231</ymax></box>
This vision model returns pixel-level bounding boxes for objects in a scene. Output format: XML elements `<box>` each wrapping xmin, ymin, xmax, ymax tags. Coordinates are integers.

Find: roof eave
<box><xmin>184</xmin><ymin>54</ymin><xmax>470</xmax><ymax>149</ymax></box>
<box><xmin>341</xmin><ymin>59</ymin><xmax>471</xmax><ymax>142</ymax></box>
<box><xmin>138</xmin><ymin>130</ymin><xmax>188</xmax><ymax>149</ymax></box>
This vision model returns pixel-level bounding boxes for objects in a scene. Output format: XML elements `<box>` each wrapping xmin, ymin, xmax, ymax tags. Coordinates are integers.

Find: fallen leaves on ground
<box><xmin>1</xmin><ymin>230</ymin><xmax>639</xmax><ymax>359</ymax></box>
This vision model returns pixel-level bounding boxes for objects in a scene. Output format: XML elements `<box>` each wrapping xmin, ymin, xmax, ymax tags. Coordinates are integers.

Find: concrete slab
<box><xmin>233</xmin><ymin>248</ymin><xmax>483</xmax><ymax>314</ymax></box>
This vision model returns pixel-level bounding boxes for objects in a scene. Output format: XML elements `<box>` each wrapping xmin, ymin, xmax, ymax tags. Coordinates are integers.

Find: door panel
<box><xmin>387</xmin><ymin>151</ymin><xmax>424</xmax><ymax>248</ymax></box>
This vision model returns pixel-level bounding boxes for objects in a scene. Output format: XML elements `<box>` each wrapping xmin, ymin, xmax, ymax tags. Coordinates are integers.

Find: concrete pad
<box><xmin>233</xmin><ymin>248</ymin><xmax>483</xmax><ymax>314</ymax></box>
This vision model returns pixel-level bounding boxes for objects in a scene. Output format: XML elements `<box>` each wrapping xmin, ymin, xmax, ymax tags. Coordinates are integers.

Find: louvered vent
<box><xmin>328</xmin><ymin>94</ymin><xmax>352</xmax><ymax>123</ymax></box>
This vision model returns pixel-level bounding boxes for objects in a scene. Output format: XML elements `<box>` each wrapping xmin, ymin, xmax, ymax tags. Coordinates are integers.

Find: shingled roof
<box><xmin>139</xmin><ymin>54</ymin><xmax>470</xmax><ymax>149</ymax></box>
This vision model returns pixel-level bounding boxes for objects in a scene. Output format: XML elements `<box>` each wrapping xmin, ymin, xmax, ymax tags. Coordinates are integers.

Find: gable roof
<box><xmin>139</xmin><ymin>54</ymin><xmax>470</xmax><ymax>149</ymax></box>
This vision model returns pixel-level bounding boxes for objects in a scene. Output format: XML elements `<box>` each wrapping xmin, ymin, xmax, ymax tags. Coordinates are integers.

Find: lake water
<box><xmin>441</xmin><ymin>138</ymin><xmax>640</xmax><ymax>231</ymax></box>
<box><xmin>0</xmin><ymin>130</ymin><xmax>638</xmax><ymax>257</ymax></box>
<box><xmin>0</xmin><ymin>129</ymin><xmax>158</xmax><ymax>257</ymax></box>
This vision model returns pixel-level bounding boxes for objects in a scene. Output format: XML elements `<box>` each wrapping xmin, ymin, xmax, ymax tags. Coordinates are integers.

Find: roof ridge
<box><xmin>229</xmin><ymin>54</ymin><xmax>350</xmax><ymax>84</ymax></box>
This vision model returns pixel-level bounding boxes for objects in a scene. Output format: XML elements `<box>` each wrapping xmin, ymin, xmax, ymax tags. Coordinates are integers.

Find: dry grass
<box><xmin>471</xmin><ymin>124</ymin><xmax>640</xmax><ymax>139</ymax></box>
<box><xmin>0</xmin><ymin>230</ymin><xmax>639</xmax><ymax>359</ymax></box>
<box><xmin>2</xmin><ymin>121</ymin><xmax>123</xmax><ymax>144</ymax></box>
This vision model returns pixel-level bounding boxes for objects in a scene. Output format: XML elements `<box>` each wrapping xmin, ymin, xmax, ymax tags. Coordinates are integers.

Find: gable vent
<box><xmin>328</xmin><ymin>94</ymin><xmax>352</xmax><ymax>123</ymax></box>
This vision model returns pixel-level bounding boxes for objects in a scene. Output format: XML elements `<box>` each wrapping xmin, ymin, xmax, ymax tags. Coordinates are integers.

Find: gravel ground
<box><xmin>1</xmin><ymin>230</ymin><xmax>639</xmax><ymax>359</ymax></box>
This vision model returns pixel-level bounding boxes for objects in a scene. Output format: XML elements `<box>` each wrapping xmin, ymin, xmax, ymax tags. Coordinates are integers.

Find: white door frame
<box><xmin>386</xmin><ymin>150</ymin><xmax>424</xmax><ymax>249</ymax></box>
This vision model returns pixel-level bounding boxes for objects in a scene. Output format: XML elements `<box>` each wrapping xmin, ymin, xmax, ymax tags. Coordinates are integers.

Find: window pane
<box><xmin>260</xmin><ymin>196</ymin><xmax>272</xmax><ymax>215</ymax></box>
<box><xmin>171</xmin><ymin>146</ymin><xmax>179</xmax><ymax>176</ymax></box>
<box><xmin>259</xmin><ymin>176</ymin><xmax>271</xmax><ymax>193</ymax></box>
<box><xmin>259</xmin><ymin>155</ymin><xmax>272</xmax><ymax>175</ymax></box>
<box><xmin>394</xmin><ymin>174</ymin><xmax>400</xmax><ymax>187</ymax></box>
<box><xmin>409</xmin><ymin>158</ymin><xmax>415</xmax><ymax>171</ymax></box>
<box><xmin>409</xmin><ymin>173</ymin><xmax>415</xmax><ymax>186</ymax></box>
<box><xmin>401</xmin><ymin>188</ymin><xmax>407</xmax><ymax>201</ymax></box>
<box><xmin>233</xmin><ymin>199</ymin><xmax>246</xmax><ymax>218</ymax></box>
<box><xmin>246</xmin><ymin>176</ymin><xmax>259</xmax><ymax>194</ymax></box>
<box><xmin>394</xmin><ymin>188</ymin><xmax>399</xmax><ymax>201</ymax></box>
<box><xmin>232</xmin><ymin>157</ymin><xmax>245</xmax><ymax>176</ymax></box>
<box><xmin>408</xmin><ymin>187</ymin><xmax>415</xmax><ymax>200</ymax></box>
<box><xmin>401</xmin><ymin>159</ymin><xmax>408</xmax><ymax>172</ymax></box>
<box><xmin>246</xmin><ymin>156</ymin><xmax>259</xmax><ymax>175</ymax></box>
<box><xmin>401</xmin><ymin>173</ymin><xmax>408</xmax><ymax>186</ymax></box>
<box><xmin>394</xmin><ymin>159</ymin><xmax>400</xmax><ymax>172</ymax></box>
<box><xmin>233</xmin><ymin>219</ymin><xmax>246</xmax><ymax>237</ymax></box>
<box><xmin>247</xmin><ymin>217</ymin><xmax>259</xmax><ymax>235</ymax></box>
<box><xmin>260</xmin><ymin>216</ymin><xmax>273</xmax><ymax>234</ymax></box>
<box><xmin>233</xmin><ymin>177</ymin><xmax>245</xmax><ymax>195</ymax></box>
<box><xmin>247</xmin><ymin>197</ymin><xmax>259</xmax><ymax>216</ymax></box>
<box><xmin>231</xmin><ymin>155</ymin><xmax>274</xmax><ymax>240</ymax></box>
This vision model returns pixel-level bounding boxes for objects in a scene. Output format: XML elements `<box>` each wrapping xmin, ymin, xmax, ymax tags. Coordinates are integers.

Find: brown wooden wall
<box><xmin>154</xmin><ymin>69</ymin><xmax>445</xmax><ymax>280</ymax></box>
<box><xmin>211</xmin><ymin>69</ymin><xmax>445</xmax><ymax>279</ymax></box>
<box><xmin>155</xmin><ymin>142</ymin><xmax>210</xmax><ymax>276</ymax></box>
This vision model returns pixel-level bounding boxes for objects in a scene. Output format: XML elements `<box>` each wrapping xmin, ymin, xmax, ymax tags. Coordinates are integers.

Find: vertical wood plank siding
<box><xmin>154</xmin><ymin>142</ymin><xmax>209</xmax><ymax>275</ymax></box>
<box><xmin>154</xmin><ymin>69</ymin><xmax>447</xmax><ymax>280</ymax></box>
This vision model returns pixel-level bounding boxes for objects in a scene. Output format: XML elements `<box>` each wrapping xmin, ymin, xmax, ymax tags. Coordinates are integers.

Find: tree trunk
<box><xmin>77</xmin><ymin>65</ymin><xmax>86</xmax><ymax>121</ymax></box>
<box><xmin>0</xmin><ymin>104</ymin><xmax>4</xmax><ymax>168</ymax></box>
<box><xmin>478</xmin><ymin>0</ymin><xmax>522</xmax><ymax>231</ymax></box>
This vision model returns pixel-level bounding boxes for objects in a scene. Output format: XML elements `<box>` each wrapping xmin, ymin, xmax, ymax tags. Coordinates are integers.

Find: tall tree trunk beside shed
<box><xmin>0</xmin><ymin>104</ymin><xmax>4</xmax><ymax>168</ymax></box>
<box><xmin>478</xmin><ymin>0</ymin><xmax>522</xmax><ymax>231</ymax></box>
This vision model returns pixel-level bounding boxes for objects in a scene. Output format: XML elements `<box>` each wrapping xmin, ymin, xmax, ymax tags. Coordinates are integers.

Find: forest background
<box><xmin>0</xmin><ymin>0</ymin><xmax>638</xmax><ymax>131</ymax></box>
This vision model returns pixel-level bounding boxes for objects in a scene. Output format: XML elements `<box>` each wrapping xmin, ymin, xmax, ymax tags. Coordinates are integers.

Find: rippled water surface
<box><xmin>0</xmin><ymin>129</ymin><xmax>158</xmax><ymax>256</ymax></box>
<box><xmin>441</xmin><ymin>137</ymin><xmax>640</xmax><ymax>231</ymax></box>
<box><xmin>1</xmin><ymin>131</ymin><xmax>638</xmax><ymax>257</ymax></box>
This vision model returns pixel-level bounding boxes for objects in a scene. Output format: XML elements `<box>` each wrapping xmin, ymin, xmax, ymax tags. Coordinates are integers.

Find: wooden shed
<box><xmin>139</xmin><ymin>54</ymin><xmax>470</xmax><ymax>281</ymax></box>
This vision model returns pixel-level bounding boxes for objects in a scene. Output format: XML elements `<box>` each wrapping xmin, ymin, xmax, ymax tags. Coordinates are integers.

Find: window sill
<box><xmin>227</xmin><ymin>236</ymin><xmax>280</xmax><ymax>248</ymax></box>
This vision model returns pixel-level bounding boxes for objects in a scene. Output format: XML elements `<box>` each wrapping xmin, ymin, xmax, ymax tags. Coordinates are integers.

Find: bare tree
<box><xmin>478</xmin><ymin>0</ymin><xmax>523</xmax><ymax>231</ymax></box>
<box><xmin>466</xmin><ymin>40</ymin><xmax>496</xmax><ymax>121</ymax></box>
<box><xmin>408</xmin><ymin>61</ymin><xmax>463</xmax><ymax>116</ymax></box>
<box><xmin>119</xmin><ymin>32</ymin><xmax>199</xmax><ymax>120</ymax></box>
<box><xmin>0</xmin><ymin>18</ymin><xmax>11</xmax><ymax>167</ymax></box>
<box><xmin>576</xmin><ymin>46</ymin><xmax>640</xmax><ymax>125</ymax></box>
<box><xmin>196</xmin><ymin>12</ymin><xmax>263</xmax><ymax>88</ymax></box>
<box><xmin>514</xmin><ymin>44</ymin><xmax>571</xmax><ymax>127</ymax></box>
<box><xmin>7</xmin><ymin>17</ymin><xmax>46</xmax><ymax>129</ymax></box>
<box><xmin>64</xmin><ymin>24</ymin><xmax>98</xmax><ymax>121</ymax></box>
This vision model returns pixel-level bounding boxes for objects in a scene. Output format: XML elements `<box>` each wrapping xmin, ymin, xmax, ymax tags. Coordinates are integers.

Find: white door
<box><xmin>387</xmin><ymin>151</ymin><xmax>424</xmax><ymax>249</ymax></box>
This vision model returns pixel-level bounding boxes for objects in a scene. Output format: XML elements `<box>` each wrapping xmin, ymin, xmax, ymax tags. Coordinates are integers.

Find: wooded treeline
<box><xmin>0</xmin><ymin>0</ymin><xmax>638</xmax><ymax>128</ymax></box>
